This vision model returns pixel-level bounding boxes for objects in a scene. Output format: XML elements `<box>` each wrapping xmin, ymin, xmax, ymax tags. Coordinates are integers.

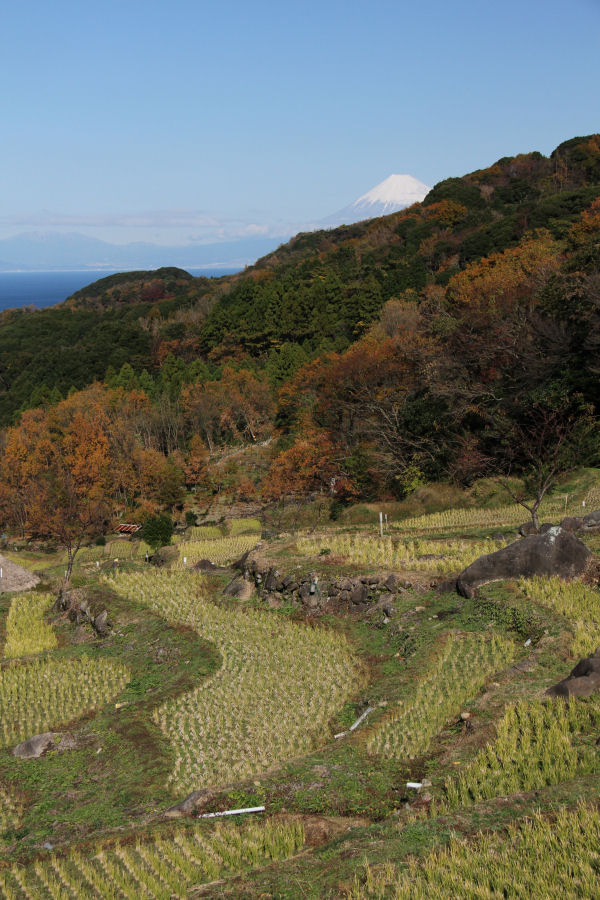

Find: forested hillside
<box><xmin>1</xmin><ymin>134</ymin><xmax>599</xmax><ymax>527</ymax></box>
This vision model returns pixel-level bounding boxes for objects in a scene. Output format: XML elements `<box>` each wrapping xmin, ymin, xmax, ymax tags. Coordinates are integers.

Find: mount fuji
<box><xmin>321</xmin><ymin>174</ymin><xmax>431</xmax><ymax>227</ymax></box>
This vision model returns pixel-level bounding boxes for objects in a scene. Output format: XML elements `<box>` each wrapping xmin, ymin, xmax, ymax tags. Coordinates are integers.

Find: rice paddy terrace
<box><xmin>0</xmin><ymin>495</ymin><xmax>599</xmax><ymax>898</ymax></box>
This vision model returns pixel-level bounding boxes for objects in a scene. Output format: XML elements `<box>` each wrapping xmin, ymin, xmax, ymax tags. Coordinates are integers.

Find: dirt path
<box><xmin>0</xmin><ymin>554</ymin><xmax>40</xmax><ymax>593</ymax></box>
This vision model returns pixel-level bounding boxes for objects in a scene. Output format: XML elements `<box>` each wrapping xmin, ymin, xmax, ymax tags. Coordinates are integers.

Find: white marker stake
<box><xmin>406</xmin><ymin>782</ymin><xmax>422</xmax><ymax>790</ymax></box>
<box><xmin>379</xmin><ymin>512</ymin><xmax>383</xmax><ymax>538</ymax></box>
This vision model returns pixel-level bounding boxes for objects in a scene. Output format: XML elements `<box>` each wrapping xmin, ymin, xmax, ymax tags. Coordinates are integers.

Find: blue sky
<box><xmin>2</xmin><ymin>0</ymin><xmax>599</xmax><ymax>245</ymax></box>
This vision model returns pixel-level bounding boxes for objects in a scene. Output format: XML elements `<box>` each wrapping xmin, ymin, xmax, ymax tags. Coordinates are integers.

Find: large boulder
<box><xmin>457</xmin><ymin>527</ymin><xmax>592</xmax><ymax>599</ymax></box>
<box><xmin>582</xmin><ymin>509</ymin><xmax>600</xmax><ymax>531</ymax></box>
<box><xmin>547</xmin><ymin>647</ymin><xmax>600</xmax><ymax>698</ymax></box>
<box><xmin>93</xmin><ymin>609</ymin><xmax>110</xmax><ymax>636</ymax></box>
<box><xmin>560</xmin><ymin>516</ymin><xmax>585</xmax><ymax>533</ymax></box>
<box><xmin>13</xmin><ymin>732</ymin><xmax>60</xmax><ymax>759</ymax></box>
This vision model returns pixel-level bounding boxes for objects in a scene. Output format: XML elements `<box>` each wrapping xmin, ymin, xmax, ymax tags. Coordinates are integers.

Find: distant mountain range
<box><xmin>0</xmin><ymin>232</ymin><xmax>286</xmax><ymax>273</ymax></box>
<box><xmin>0</xmin><ymin>174</ymin><xmax>431</xmax><ymax>271</ymax></box>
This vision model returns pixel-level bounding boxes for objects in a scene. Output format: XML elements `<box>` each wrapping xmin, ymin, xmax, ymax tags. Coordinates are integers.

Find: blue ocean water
<box><xmin>0</xmin><ymin>268</ymin><xmax>240</xmax><ymax>313</ymax></box>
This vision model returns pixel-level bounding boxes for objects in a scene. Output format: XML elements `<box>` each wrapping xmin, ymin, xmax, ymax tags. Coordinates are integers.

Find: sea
<box><xmin>0</xmin><ymin>268</ymin><xmax>241</xmax><ymax>313</ymax></box>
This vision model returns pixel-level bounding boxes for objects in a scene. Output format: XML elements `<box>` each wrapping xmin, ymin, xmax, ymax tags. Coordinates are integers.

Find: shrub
<box><xmin>142</xmin><ymin>513</ymin><xmax>174</xmax><ymax>550</ymax></box>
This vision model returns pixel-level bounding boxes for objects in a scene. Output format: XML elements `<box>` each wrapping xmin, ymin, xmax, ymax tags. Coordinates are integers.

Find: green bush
<box><xmin>142</xmin><ymin>514</ymin><xmax>174</xmax><ymax>550</ymax></box>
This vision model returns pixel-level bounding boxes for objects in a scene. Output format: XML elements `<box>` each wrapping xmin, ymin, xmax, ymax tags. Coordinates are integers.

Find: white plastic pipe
<box><xmin>198</xmin><ymin>806</ymin><xmax>265</xmax><ymax>818</ymax></box>
<box><xmin>350</xmin><ymin>706</ymin><xmax>374</xmax><ymax>731</ymax></box>
<box><xmin>335</xmin><ymin>706</ymin><xmax>374</xmax><ymax>739</ymax></box>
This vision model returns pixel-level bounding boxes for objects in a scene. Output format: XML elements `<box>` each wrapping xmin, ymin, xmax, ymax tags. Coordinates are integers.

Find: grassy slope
<box><xmin>0</xmin><ymin>470</ymin><xmax>598</xmax><ymax>895</ymax></box>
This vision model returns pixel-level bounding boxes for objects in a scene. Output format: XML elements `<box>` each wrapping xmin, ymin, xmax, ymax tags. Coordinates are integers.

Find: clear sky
<box><xmin>2</xmin><ymin>0</ymin><xmax>599</xmax><ymax>245</ymax></box>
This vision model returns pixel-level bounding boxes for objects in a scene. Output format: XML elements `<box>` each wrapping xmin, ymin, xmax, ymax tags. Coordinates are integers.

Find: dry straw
<box><xmin>111</xmin><ymin>571</ymin><xmax>359</xmax><ymax>791</ymax></box>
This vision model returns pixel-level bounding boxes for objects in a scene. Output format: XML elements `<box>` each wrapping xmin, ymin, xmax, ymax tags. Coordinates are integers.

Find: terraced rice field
<box><xmin>186</xmin><ymin>524</ymin><xmax>223</xmax><ymax>539</ymax></box>
<box><xmin>438</xmin><ymin>697</ymin><xmax>600</xmax><ymax>813</ymax></box>
<box><xmin>347</xmin><ymin>804</ymin><xmax>600</xmax><ymax>899</ymax></box>
<box><xmin>75</xmin><ymin>540</ymin><xmax>152</xmax><ymax>564</ymax></box>
<box><xmin>175</xmin><ymin>534</ymin><xmax>259</xmax><ymax>567</ymax></box>
<box><xmin>0</xmin><ymin>817</ymin><xmax>304</xmax><ymax>899</ymax></box>
<box><xmin>392</xmin><ymin>498</ymin><xmax>577</xmax><ymax>533</ymax></box>
<box><xmin>0</xmin><ymin>656</ymin><xmax>130</xmax><ymax>748</ymax></box>
<box><xmin>298</xmin><ymin>533</ymin><xmax>505</xmax><ymax>575</ymax></box>
<box><xmin>229</xmin><ymin>517</ymin><xmax>262</xmax><ymax>535</ymax></box>
<box><xmin>366</xmin><ymin>632</ymin><xmax>515</xmax><ymax>759</ymax></box>
<box><xmin>3</xmin><ymin>592</ymin><xmax>57</xmax><ymax>658</ymax></box>
<box><xmin>520</xmin><ymin>576</ymin><xmax>600</xmax><ymax>656</ymax></box>
<box><xmin>111</xmin><ymin>571</ymin><xmax>359</xmax><ymax>791</ymax></box>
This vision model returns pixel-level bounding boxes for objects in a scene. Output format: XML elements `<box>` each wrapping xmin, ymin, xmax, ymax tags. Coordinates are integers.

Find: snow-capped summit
<box><xmin>321</xmin><ymin>174</ymin><xmax>430</xmax><ymax>227</ymax></box>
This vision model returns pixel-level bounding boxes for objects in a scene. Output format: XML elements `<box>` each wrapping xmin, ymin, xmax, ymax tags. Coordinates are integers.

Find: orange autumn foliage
<box><xmin>446</xmin><ymin>232</ymin><xmax>561</xmax><ymax>310</ymax></box>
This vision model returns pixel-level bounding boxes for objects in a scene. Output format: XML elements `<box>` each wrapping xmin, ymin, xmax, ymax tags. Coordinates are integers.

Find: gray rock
<box><xmin>164</xmin><ymin>788</ymin><xmax>217</xmax><ymax>818</ymax></box>
<box><xmin>560</xmin><ymin>516</ymin><xmax>584</xmax><ymax>533</ymax></box>
<box><xmin>547</xmin><ymin>647</ymin><xmax>600</xmax><ymax>698</ymax></box>
<box><xmin>71</xmin><ymin>624</ymin><xmax>92</xmax><ymax>644</ymax></box>
<box><xmin>264</xmin><ymin>568</ymin><xmax>282</xmax><ymax>592</ymax></box>
<box><xmin>193</xmin><ymin>559</ymin><xmax>230</xmax><ymax>573</ymax></box>
<box><xmin>350</xmin><ymin>583</ymin><xmax>369</xmax><ymax>605</ymax></box>
<box><xmin>382</xmin><ymin>573</ymin><xmax>400</xmax><ymax>592</ymax></box>
<box><xmin>436</xmin><ymin>578</ymin><xmax>458</xmax><ymax>594</ymax></box>
<box><xmin>337</xmin><ymin>578</ymin><xmax>354</xmax><ymax>592</ymax></box>
<box><xmin>457</xmin><ymin>527</ymin><xmax>593</xmax><ymax>599</ymax></box>
<box><xmin>338</xmin><ymin>590</ymin><xmax>351</xmax><ymax>602</ymax></box>
<box><xmin>518</xmin><ymin>521</ymin><xmax>539</xmax><ymax>536</ymax></box>
<box><xmin>223</xmin><ymin>575</ymin><xmax>247</xmax><ymax>597</ymax></box>
<box><xmin>582</xmin><ymin>510</ymin><xmax>600</xmax><ymax>532</ymax></box>
<box><xmin>492</xmin><ymin>533</ymin><xmax>505</xmax><ymax>543</ymax></box>
<box><xmin>266</xmin><ymin>593</ymin><xmax>284</xmax><ymax>609</ymax></box>
<box><xmin>13</xmin><ymin>732</ymin><xmax>60</xmax><ymax>759</ymax></box>
<box><xmin>547</xmin><ymin>672</ymin><xmax>600</xmax><ymax>698</ymax></box>
<box><xmin>93</xmin><ymin>609</ymin><xmax>110</xmax><ymax>635</ymax></box>
<box><xmin>539</xmin><ymin>523</ymin><xmax>556</xmax><ymax>534</ymax></box>
<box><xmin>281</xmin><ymin>574</ymin><xmax>294</xmax><ymax>589</ymax></box>
<box><xmin>570</xmin><ymin>650</ymin><xmax>600</xmax><ymax>678</ymax></box>
<box><xmin>56</xmin><ymin>733</ymin><xmax>80</xmax><ymax>752</ymax></box>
